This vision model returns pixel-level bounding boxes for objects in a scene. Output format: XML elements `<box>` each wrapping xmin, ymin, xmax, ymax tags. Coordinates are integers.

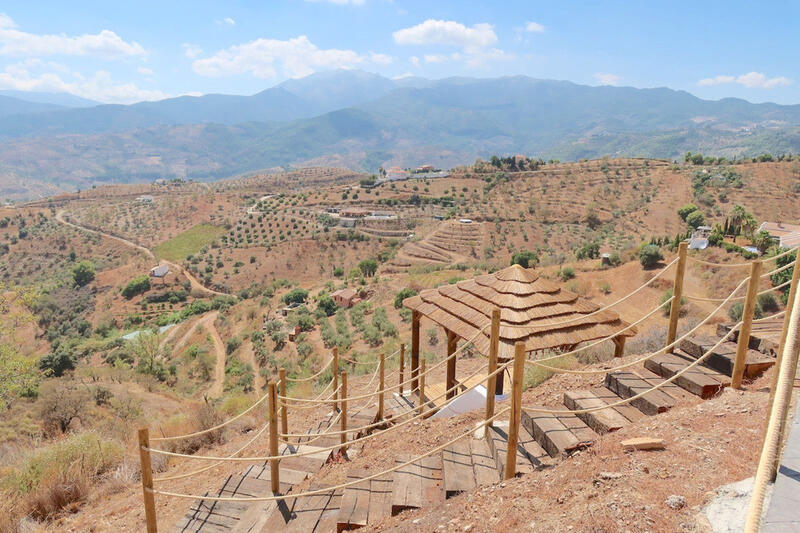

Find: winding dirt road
<box><xmin>55</xmin><ymin>209</ymin><xmax>231</xmax><ymax>298</ymax></box>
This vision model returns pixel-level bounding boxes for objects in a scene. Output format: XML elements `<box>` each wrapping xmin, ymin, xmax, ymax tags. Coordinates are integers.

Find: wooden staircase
<box><xmin>175</xmin><ymin>326</ymin><xmax>778</xmax><ymax>532</ymax></box>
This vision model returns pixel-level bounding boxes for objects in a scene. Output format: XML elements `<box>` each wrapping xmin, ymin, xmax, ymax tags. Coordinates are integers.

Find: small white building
<box><xmin>150</xmin><ymin>264</ymin><xmax>169</xmax><ymax>278</ymax></box>
<box><xmin>137</xmin><ymin>195</ymin><xmax>154</xmax><ymax>204</ymax></box>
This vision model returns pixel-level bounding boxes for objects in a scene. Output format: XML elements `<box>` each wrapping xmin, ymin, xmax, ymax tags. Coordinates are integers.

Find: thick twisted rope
<box><xmin>687</xmin><ymin>246</ymin><xmax>796</xmax><ymax>268</ymax></box>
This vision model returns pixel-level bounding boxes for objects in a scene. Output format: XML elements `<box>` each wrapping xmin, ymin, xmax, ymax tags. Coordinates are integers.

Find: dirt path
<box><xmin>55</xmin><ymin>209</ymin><xmax>231</xmax><ymax>299</ymax></box>
<box><xmin>239</xmin><ymin>339</ymin><xmax>265</xmax><ymax>390</ymax></box>
<box><xmin>165</xmin><ymin>314</ymin><xmax>206</xmax><ymax>355</ymax></box>
<box><xmin>199</xmin><ymin>311</ymin><xmax>227</xmax><ymax>398</ymax></box>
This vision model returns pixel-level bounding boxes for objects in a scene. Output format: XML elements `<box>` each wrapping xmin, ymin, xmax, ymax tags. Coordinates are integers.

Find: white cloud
<box><xmin>393</xmin><ymin>19</ymin><xmax>497</xmax><ymax>49</ymax></box>
<box><xmin>369</xmin><ymin>51</ymin><xmax>393</xmax><ymax>65</ymax></box>
<box><xmin>698</xmin><ymin>75</ymin><xmax>735</xmax><ymax>86</ymax></box>
<box><xmin>0</xmin><ymin>14</ymin><xmax>145</xmax><ymax>58</ymax></box>
<box><xmin>305</xmin><ymin>0</ymin><xmax>366</xmax><ymax>5</ymax></box>
<box><xmin>393</xmin><ymin>72</ymin><xmax>414</xmax><ymax>80</ymax></box>
<box><xmin>182</xmin><ymin>43</ymin><xmax>203</xmax><ymax>59</ymax></box>
<box><xmin>137</xmin><ymin>66</ymin><xmax>154</xmax><ymax>76</ymax></box>
<box><xmin>0</xmin><ymin>13</ymin><xmax>15</xmax><ymax>29</ymax></box>
<box><xmin>409</xmin><ymin>56</ymin><xmax>420</xmax><ymax>67</ymax></box>
<box><xmin>0</xmin><ymin>60</ymin><xmax>168</xmax><ymax>103</ymax></box>
<box><xmin>424</xmin><ymin>54</ymin><xmax>447</xmax><ymax>64</ymax></box>
<box><xmin>217</xmin><ymin>17</ymin><xmax>236</xmax><ymax>26</ymax></box>
<box><xmin>594</xmin><ymin>72</ymin><xmax>621</xmax><ymax>86</ymax></box>
<box><xmin>192</xmin><ymin>35</ymin><xmax>363</xmax><ymax>78</ymax></box>
<box><xmin>465</xmin><ymin>48</ymin><xmax>514</xmax><ymax>68</ymax></box>
<box><xmin>525</xmin><ymin>21</ymin><xmax>545</xmax><ymax>33</ymax></box>
<box><xmin>697</xmin><ymin>72</ymin><xmax>791</xmax><ymax>89</ymax></box>
<box><xmin>736</xmin><ymin>71</ymin><xmax>791</xmax><ymax>89</ymax></box>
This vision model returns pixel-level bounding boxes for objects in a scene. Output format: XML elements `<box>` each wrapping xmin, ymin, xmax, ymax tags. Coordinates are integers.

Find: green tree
<box><xmin>511</xmin><ymin>250</ymin><xmax>539</xmax><ymax>268</ymax></box>
<box><xmin>752</xmin><ymin>231</ymin><xmax>774</xmax><ymax>253</ymax></box>
<box><xmin>72</xmin><ymin>261</ymin><xmax>96</xmax><ymax>287</ymax></box>
<box><xmin>358</xmin><ymin>259</ymin><xmax>378</xmax><ymax>277</ymax></box>
<box><xmin>677</xmin><ymin>204</ymin><xmax>699</xmax><ymax>221</ymax></box>
<box><xmin>685</xmin><ymin>210</ymin><xmax>705</xmax><ymax>229</ymax></box>
<box><xmin>638</xmin><ymin>244</ymin><xmax>663</xmax><ymax>268</ymax></box>
<box><xmin>394</xmin><ymin>288</ymin><xmax>418</xmax><ymax>309</ymax></box>
<box><xmin>317</xmin><ymin>294</ymin><xmax>338</xmax><ymax>316</ymax></box>
<box><xmin>121</xmin><ymin>275</ymin><xmax>151</xmax><ymax>299</ymax></box>
<box><xmin>283</xmin><ymin>288</ymin><xmax>308</xmax><ymax>305</ymax></box>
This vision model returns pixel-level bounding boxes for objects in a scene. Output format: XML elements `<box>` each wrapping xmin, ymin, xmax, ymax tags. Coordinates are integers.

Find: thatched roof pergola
<box><xmin>403</xmin><ymin>264</ymin><xmax>636</xmax><ymax>395</ymax></box>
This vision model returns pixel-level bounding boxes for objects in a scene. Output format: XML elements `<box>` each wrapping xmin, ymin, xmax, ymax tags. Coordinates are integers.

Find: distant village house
<box><xmin>757</xmin><ymin>222</ymin><xmax>800</xmax><ymax>249</ymax></box>
<box><xmin>332</xmin><ymin>288</ymin><xmax>360</xmax><ymax>308</ymax></box>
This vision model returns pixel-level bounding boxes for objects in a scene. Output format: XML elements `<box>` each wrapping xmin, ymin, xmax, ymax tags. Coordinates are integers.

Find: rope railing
<box><xmin>279</xmin><ymin>357</ymin><xmax>494</xmax><ymax>440</ymax></box>
<box><xmin>279</xmin><ymin>411</ymin><xmax>342</xmax><ymax>446</ymax></box>
<box><xmin>501</xmin><ymin>257</ymin><xmax>678</xmax><ymax>330</ymax></box>
<box><xmin>279</xmin><ymin>385</ymin><xmax>341</xmax><ymax>410</ymax></box>
<box><xmin>684</xmin><ymin>277</ymin><xmax>793</xmax><ymax>303</ymax></box>
<box><xmin>285</xmin><ymin>357</ymin><xmax>333</xmax><ymax>383</ymax></box>
<box><xmin>144</xmin><ymin>360</ymin><xmax>510</xmax><ymax>463</ymax></box>
<box><xmin>147</xmin><ymin>406</ymin><xmax>511</xmax><ymax>503</ymax></box>
<box><xmin>687</xmin><ymin>246</ymin><xmax>796</xmax><ymax>268</ymax></box>
<box><xmin>277</xmin><ymin>326</ymin><xmax>487</xmax><ymax>406</ymax></box>
<box><xmin>527</xmin><ymin>277</ymin><xmax>749</xmax><ymax>374</ymax></box>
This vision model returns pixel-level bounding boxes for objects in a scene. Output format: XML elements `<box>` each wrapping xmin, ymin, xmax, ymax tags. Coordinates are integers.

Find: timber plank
<box><xmin>418</xmin><ymin>455</ymin><xmax>445</xmax><ymax>506</ymax></box>
<box><xmin>679</xmin><ymin>337</ymin><xmax>775</xmax><ymax>378</ymax></box>
<box><xmin>486</xmin><ymin>423</ymin><xmax>549</xmax><ymax>475</ymax></box>
<box><xmin>367</xmin><ymin>476</ymin><xmax>393</xmax><ymax>525</ymax></box>
<box><xmin>442</xmin><ymin>440</ymin><xmax>476</xmax><ymax>497</ymax></box>
<box><xmin>267</xmin><ymin>485</ymin><xmax>342</xmax><ymax>533</ymax></box>
<box><xmin>563</xmin><ymin>390</ymin><xmax>628</xmax><ymax>434</ymax></box>
<box><xmin>522</xmin><ymin>407</ymin><xmax>580</xmax><ymax>458</ymax></box>
<box><xmin>470</xmin><ymin>438</ymin><xmax>499</xmax><ymax>486</ymax></box>
<box><xmin>644</xmin><ymin>353</ymin><xmax>725</xmax><ymax>398</ymax></box>
<box><xmin>553</xmin><ymin>407</ymin><xmax>597</xmax><ymax>445</ymax></box>
<box><xmin>337</xmin><ymin>470</ymin><xmax>370</xmax><ymax>532</ymax></box>
<box><xmin>391</xmin><ymin>455</ymin><xmax>423</xmax><ymax>514</ymax></box>
<box><xmin>604</xmin><ymin>372</ymin><xmax>675</xmax><ymax>416</ymax></box>
<box><xmin>635</xmin><ymin>367</ymin><xmax>694</xmax><ymax>402</ymax></box>
<box><xmin>590</xmin><ymin>387</ymin><xmax>646</xmax><ymax>423</ymax></box>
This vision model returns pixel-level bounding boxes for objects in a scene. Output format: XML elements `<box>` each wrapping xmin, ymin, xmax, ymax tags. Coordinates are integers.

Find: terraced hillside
<box><xmin>388</xmin><ymin>220</ymin><xmax>485</xmax><ymax>271</ymax></box>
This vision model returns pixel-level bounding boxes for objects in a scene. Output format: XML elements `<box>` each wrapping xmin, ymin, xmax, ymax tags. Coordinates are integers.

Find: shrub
<box><xmin>685</xmin><ymin>210</ymin><xmax>705</xmax><ymax>229</ymax></box>
<box><xmin>394</xmin><ymin>288</ymin><xmax>418</xmax><ymax>309</ymax></box>
<box><xmin>758</xmin><ymin>292</ymin><xmax>780</xmax><ymax>314</ymax></box>
<box><xmin>660</xmin><ymin>288</ymin><xmax>687</xmax><ymax>316</ymax></box>
<box><xmin>38</xmin><ymin>351</ymin><xmax>76</xmax><ymax>377</ymax></box>
<box><xmin>358</xmin><ymin>259</ymin><xmax>378</xmax><ymax>277</ymax></box>
<box><xmin>639</xmin><ymin>245</ymin><xmax>663</xmax><ymax>268</ymax></box>
<box><xmin>71</xmin><ymin>261</ymin><xmax>95</xmax><ymax>287</ymax></box>
<box><xmin>283</xmin><ymin>288</ymin><xmax>308</xmax><ymax>305</ymax></box>
<box><xmin>598</xmin><ymin>282</ymin><xmax>611</xmax><ymax>294</ymax></box>
<box><xmin>38</xmin><ymin>385</ymin><xmax>90</xmax><ymax>434</ymax></box>
<box><xmin>575</xmin><ymin>242</ymin><xmax>600</xmax><ymax>260</ymax></box>
<box><xmin>728</xmin><ymin>301</ymin><xmax>764</xmax><ymax>321</ymax></box>
<box><xmin>317</xmin><ymin>294</ymin><xmax>337</xmax><ymax>316</ymax></box>
<box><xmin>510</xmin><ymin>250</ymin><xmax>539</xmax><ymax>268</ymax></box>
<box><xmin>225</xmin><ymin>337</ymin><xmax>241</xmax><ymax>355</ymax></box>
<box><xmin>121</xmin><ymin>275</ymin><xmax>151</xmax><ymax>299</ymax></box>
<box><xmin>558</xmin><ymin>267</ymin><xmax>575</xmax><ymax>281</ymax></box>
<box><xmin>677</xmin><ymin>204</ymin><xmax>699</xmax><ymax>221</ymax></box>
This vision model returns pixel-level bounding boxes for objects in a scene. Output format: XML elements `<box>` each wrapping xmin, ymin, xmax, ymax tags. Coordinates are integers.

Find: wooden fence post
<box><xmin>667</xmin><ymin>241</ymin><xmax>688</xmax><ymax>351</ymax></box>
<box><xmin>418</xmin><ymin>359</ymin><xmax>426</xmax><ymax>416</ymax></box>
<box><xmin>412</xmin><ymin>311</ymin><xmax>420</xmax><ymax>392</ymax></box>
<box><xmin>279</xmin><ymin>368</ymin><xmax>288</xmax><ymax>437</ymax></box>
<box><xmin>378</xmin><ymin>352</ymin><xmax>385</xmax><ymax>420</ymax></box>
<box><xmin>268</xmin><ymin>381</ymin><xmax>280</xmax><ymax>493</ymax></box>
<box><xmin>332</xmin><ymin>347</ymin><xmax>339</xmax><ymax>412</ymax></box>
<box><xmin>485</xmin><ymin>309</ymin><xmax>501</xmax><ymax>435</ymax></box>
<box><xmin>399</xmin><ymin>343</ymin><xmax>405</xmax><ymax>395</ymax></box>
<box><xmin>340</xmin><ymin>371</ymin><xmax>348</xmax><ymax>454</ymax></box>
<box><xmin>504</xmin><ymin>341</ymin><xmax>525</xmax><ymax>480</ymax></box>
<box><xmin>138</xmin><ymin>428</ymin><xmax>158</xmax><ymax>533</ymax></box>
<box><xmin>732</xmin><ymin>260</ymin><xmax>763</xmax><ymax>389</ymax></box>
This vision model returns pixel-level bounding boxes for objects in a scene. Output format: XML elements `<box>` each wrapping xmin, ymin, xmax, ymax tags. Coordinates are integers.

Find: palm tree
<box><xmin>729</xmin><ymin>204</ymin><xmax>748</xmax><ymax>242</ymax></box>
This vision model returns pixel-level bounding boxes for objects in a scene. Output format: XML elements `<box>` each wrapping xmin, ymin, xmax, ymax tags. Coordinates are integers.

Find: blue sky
<box><xmin>0</xmin><ymin>0</ymin><xmax>797</xmax><ymax>104</ymax></box>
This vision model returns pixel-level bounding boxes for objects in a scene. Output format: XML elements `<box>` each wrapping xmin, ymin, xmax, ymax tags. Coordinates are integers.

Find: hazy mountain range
<box><xmin>2</xmin><ymin>70</ymin><xmax>800</xmax><ymax>200</ymax></box>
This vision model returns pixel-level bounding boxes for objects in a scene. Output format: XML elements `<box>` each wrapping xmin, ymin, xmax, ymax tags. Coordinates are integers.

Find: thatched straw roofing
<box><xmin>403</xmin><ymin>264</ymin><xmax>635</xmax><ymax>359</ymax></box>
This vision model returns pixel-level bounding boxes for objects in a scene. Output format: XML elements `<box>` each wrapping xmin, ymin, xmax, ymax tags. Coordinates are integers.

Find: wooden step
<box><xmin>277</xmin><ymin>444</ymin><xmax>331</xmax><ymax>472</ymax></box>
<box><xmin>262</xmin><ymin>485</ymin><xmax>343</xmax><ymax>533</ymax></box>
<box><xmin>563</xmin><ymin>390</ymin><xmax>630</xmax><ymax>434</ymax></box>
<box><xmin>336</xmin><ymin>469</ymin><xmax>392</xmax><ymax>532</ymax></box>
<box><xmin>604</xmin><ymin>371</ymin><xmax>675</xmax><ymax>415</ymax></box>
<box><xmin>175</xmin><ymin>473</ymin><xmax>273</xmax><ymax>532</ymax></box>
<box><xmin>441</xmin><ymin>438</ymin><xmax>498</xmax><ymax>497</ymax></box>
<box><xmin>522</xmin><ymin>407</ymin><xmax>596</xmax><ymax>458</ymax></box>
<box><xmin>635</xmin><ymin>367</ymin><xmax>695</xmax><ymax>402</ymax></box>
<box><xmin>390</xmin><ymin>455</ymin><xmax>444</xmax><ymax>515</ymax></box>
<box><xmin>589</xmin><ymin>387</ymin><xmax>647</xmax><ymax>424</ymax></box>
<box><xmin>717</xmin><ymin>322</ymin><xmax>780</xmax><ymax>356</ymax></box>
<box><xmin>485</xmin><ymin>422</ymin><xmax>549</xmax><ymax>476</ymax></box>
<box><xmin>679</xmin><ymin>337</ymin><xmax>775</xmax><ymax>378</ymax></box>
<box><xmin>644</xmin><ymin>352</ymin><xmax>729</xmax><ymax>399</ymax></box>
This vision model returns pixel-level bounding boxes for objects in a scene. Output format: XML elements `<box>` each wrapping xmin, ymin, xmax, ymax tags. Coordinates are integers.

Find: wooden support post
<box><xmin>418</xmin><ymin>359</ymin><xmax>426</xmax><ymax>416</ymax></box>
<box><xmin>667</xmin><ymin>241</ymin><xmax>688</xmax><ymax>352</ymax></box>
<box><xmin>278</xmin><ymin>368</ymin><xmax>288</xmax><ymax>437</ymax></box>
<box><xmin>268</xmin><ymin>381</ymin><xmax>280</xmax><ymax>493</ymax></box>
<box><xmin>332</xmin><ymin>347</ymin><xmax>339</xmax><ymax>412</ymax></box>
<box><xmin>732</xmin><ymin>260</ymin><xmax>763</xmax><ymax>389</ymax></box>
<box><xmin>504</xmin><ymin>341</ymin><xmax>526</xmax><ymax>480</ymax></box>
<box><xmin>613</xmin><ymin>336</ymin><xmax>626</xmax><ymax>358</ymax></box>
<box><xmin>446</xmin><ymin>329</ymin><xmax>458</xmax><ymax>400</ymax></box>
<box><xmin>378</xmin><ymin>353</ymin><xmax>385</xmax><ymax>420</ymax></box>
<box><xmin>399</xmin><ymin>343</ymin><xmax>405</xmax><ymax>395</ymax></box>
<box><xmin>485</xmin><ymin>309</ymin><xmax>501</xmax><ymax>434</ymax></box>
<box><xmin>340</xmin><ymin>372</ymin><xmax>348</xmax><ymax>454</ymax></box>
<box><xmin>411</xmin><ymin>311</ymin><xmax>420</xmax><ymax>392</ymax></box>
<box><xmin>764</xmin><ymin>251</ymin><xmax>800</xmax><ymax>459</ymax></box>
<box><xmin>138</xmin><ymin>428</ymin><xmax>158</xmax><ymax>533</ymax></box>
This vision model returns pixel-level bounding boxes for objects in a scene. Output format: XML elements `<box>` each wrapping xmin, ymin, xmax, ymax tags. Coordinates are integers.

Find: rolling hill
<box><xmin>3</xmin><ymin>71</ymin><xmax>800</xmax><ymax>200</ymax></box>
